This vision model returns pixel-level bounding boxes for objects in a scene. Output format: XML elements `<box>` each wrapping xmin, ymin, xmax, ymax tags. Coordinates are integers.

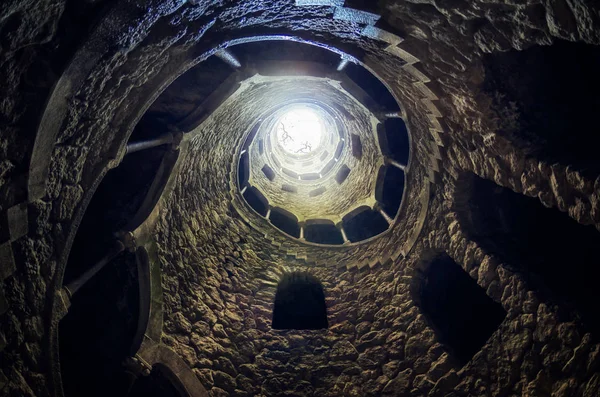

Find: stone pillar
<box><xmin>336</xmin><ymin>222</ymin><xmax>350</xmax><ymax>244</ymax></box>
<box><xmin>376</xmin><ymin>205</ymin><xmax>394</xmax><ymax>225</ymax></box>
<box><xmin>215</xmin><ymin>49</ymin><xmax>241</xmax><ymax>68</ymax></box>
<box><xmin>385</xmin><ymin>157</ymin><xmax>406</xmax><ymax>171</ymax></box>
<box><xmin>299</xmin><ymin>222</ymin><xmax>305</xmax><ymax>240</ymax></box>
<box><xmin>64</xmin><ymin>240</ymin><xmax>126</xmax><ymax>298</ymax></box>
<box><xmin>126</xmin><ymin>132</ymin><xmax>174</xmax><ymax>154</ymax></box>
<box><xmin>337</xmin><ymin>57</ymin><xmax>350</xmax><ymax>71</ymax></box>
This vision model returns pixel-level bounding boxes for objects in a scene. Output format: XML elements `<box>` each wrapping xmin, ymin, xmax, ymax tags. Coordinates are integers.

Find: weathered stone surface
<box><xmin>1</xmin><ymin>0</ymin><xmax>600</xmax><ymax>396</ymax></box>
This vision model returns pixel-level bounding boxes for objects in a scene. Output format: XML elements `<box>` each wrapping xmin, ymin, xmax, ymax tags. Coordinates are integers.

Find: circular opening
<box><xmin>276</xmin><ymin>107</ymin><xmax>324</xmax><ymax>156</ymax></box>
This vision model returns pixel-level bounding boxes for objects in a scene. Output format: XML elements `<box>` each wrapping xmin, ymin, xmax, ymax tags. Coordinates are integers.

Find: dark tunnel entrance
<box><xmin>462</xmin><ymin>174</ymin><xmax>600</xmax><ymax>336</ymax></box>
<box><xmin>483</xmin><ymin>40</ymin><xmax>600</xmax><ymax>174</ymax></box>
<box><xmin>272</xmin><ymin>272</ymin><xmax>328</xmax><ymax>330</ymax></box>
<box><xmin>415</xmin><ymin>254</ymin><xmax>507</xmax><ymax>366</ymax></box>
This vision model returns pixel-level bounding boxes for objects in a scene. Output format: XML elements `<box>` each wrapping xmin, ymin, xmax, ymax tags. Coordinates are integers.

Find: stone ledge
<box><xmin>385</xmin><ymin>45</ymin><xmax>419</xmax><ymax>64</ymax></box>
<box><xmin>361</xmin><ymin>26</ymin><xmax>403</xmax><ymax>46</ymax></box>
<box><xmin>333</xmin><ymin>7</ymin><xmax>380</xmax><ymax>25</ymax></box>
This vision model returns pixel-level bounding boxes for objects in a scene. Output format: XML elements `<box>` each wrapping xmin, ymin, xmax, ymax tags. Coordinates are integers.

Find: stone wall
<box><xmin>1</xmin><ymin>0</ymin><xmax>600</xmax><ymax>396</ymax></box>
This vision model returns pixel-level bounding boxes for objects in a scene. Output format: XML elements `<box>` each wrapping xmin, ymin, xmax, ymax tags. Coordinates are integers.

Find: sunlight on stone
<box><xmin>276</xmin><ymin>108</ymin><xmax>323</xmax><ymax>155</ymax></box>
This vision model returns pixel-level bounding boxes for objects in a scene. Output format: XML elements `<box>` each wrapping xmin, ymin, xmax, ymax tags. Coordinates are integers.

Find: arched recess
<box><xmin>378</xmin><ymin>118</ymin><xmax>410</xmax><ymax>166</ymax></box>
<box><xmin>342</xmin><ymin>206</ymin><xmax>388</xmax><ymax>242</ymax></box>
<box><xmin>238</xmin><ymin>151</ymin><xmax>250</xmax><ymax>188</ymax></box>
<box><xmin>374</xmin><ymin>165</ymin><xmax>405</xmax><ymax>218</ymax></box>
<box><xmin>304</xmin><ymin>219</ymin><xmax>344</xmax><ymax>245</ymax></box>
<box><xmin>272</xmin><ymin>272</ymin><xmax>328</xmax><ymax>330</ymax></box>
<box><xmin>412</xmin><ymin>253</ymin><xmax>506</xmax><ymax>367</ymax></box>
<box><xmin>344</xmin><ymin>60</ymin><xmax>400</xmax><ymax>112</ymax></box>
<box><xmin>269</xmin><ymin>207</ymin><xmax>300</xmax><ymax>238</ymax></box>
<box><xmin>243</xmin><ymin>186</ymin><xmax>269</xmax><ymax>216</ymax></box>
<box><xmin>59</xmin><ymin>245</ymin><xmax>141</xmax><ymax>397</ymax></box>
<box><xmin>456</xmin><ymin>173</ymin><xmax>600</xmax><ymax>335</ymax></box>
<box><xmin>58</xmin><ymin>148</ymin><xmax>178</xmax><ymax>397</ymax></box>
<box><xmin>57</xmin><ymin>124</ymin><xmax>180</xmax><ymax>397</ymax></box>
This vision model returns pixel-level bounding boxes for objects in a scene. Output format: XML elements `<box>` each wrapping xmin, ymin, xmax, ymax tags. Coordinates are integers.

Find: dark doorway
<box><xmin>416</xmin><ymin>254</ymin><xmax>506</xmax><ymax>366</ymax></box>
<box><xmin>342</xmin><ymin>207</ymin><xmax>388</xmax><ymax>242</ymax></box>
<box><xmin>482</xmin><ymin>40</ymin><xmax>600</xmax><ymax>174</ymax></box>
<box><xmin>463</xmin><ymin>175</ymin><xmax>600</xmax><ymax>335</ymax></box>
<box><xmin>272</xmin><ymin>272</ymin><xmax>328</xmax><ymax>330</ymax></box>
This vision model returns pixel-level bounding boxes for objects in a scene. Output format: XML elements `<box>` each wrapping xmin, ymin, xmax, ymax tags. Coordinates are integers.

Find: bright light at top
<box><xmin>276</xmin><ymin>108</ymin><xmax>323</xmax><ymax>155</ymax></box>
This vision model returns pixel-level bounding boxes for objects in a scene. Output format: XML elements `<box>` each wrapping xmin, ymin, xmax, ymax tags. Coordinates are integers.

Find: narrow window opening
<box><xmin>351</xmin><ymin>133</ymin><xmax>363</xmax><ymax>159</ymax></box>
<box><xmin>272</xmin><ymin>272</ymin><xmax>328</xmax><ymax>330</ymax></box>
<box><xmin>261</xmin><ymin>164</ymin><xmax>276</xmax><ymax>181</ymax></box>
<box><xmin>282</xmin><ymin>168</ymin><xmax>299</xmax><ymax>179</ymax></box>
<box><xmin>281</xmin><ymin>184</ymin><xmax>298</xmax><ymax>193</ymax></box>
<box><xmin>335</xmin><ymin>165</ymin><xmax>351</xmax><ymax>184</ymax></box>
<box><xmin>301</xmin><ymin>172</ymin><xmax>320</xmax><ymax>181</ymax></box>
<box><xmin>320</xmin><ymin>159</ymin><xmax>336</xmax><ymax>175</ymax></box>
<box><xmin>415</xmin><ymin>254</ymin><xmax>506</xmax><ymax>366</ymax></box>
<box><xmin>334</xmin><ymin>141</ymin><xmax>344</xmax><ymax>159</ymax></box>
<box><xmin>258</xmin><ymin>139</ymin><xmax>264</xmax><ymax>155</ymax></box>
<box><xmin>308</xmin><ymin>186</ymin><xmax>326</xmax><ymax>197</ymax></box>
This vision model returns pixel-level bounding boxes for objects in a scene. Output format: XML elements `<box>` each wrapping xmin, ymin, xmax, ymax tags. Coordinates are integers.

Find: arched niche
<box><xmin>342</xmin><ymin>206</ymin><xmax>388</xmax><ymax>242</ymax></box>
<box><xmin>272</xmin><ymin>272</ymin><xmax>328</xmax><ymax>330</ymax></box>
<box><xmin>243</xmin><ymin>186</ymin><xmax>269</xmax><ymax>216</ymax></box>
<box><xmin>270</xmin><ymin>207</ymin><xmax>300</xmax><ymax>238</ymax></box>
<box><xmin>374</xmin><ymin>164</ymin><xmax>405</xmax><ymax>218</ymax></box>
<box><xmin>378</xmin><ymin>118</ymin><xmax>409</xmax><ymax>165</ymax></box>
<box><xmin>304</xmin><ymin>219</ymin><xmax>344</xmax><ymax>245</ymax></box>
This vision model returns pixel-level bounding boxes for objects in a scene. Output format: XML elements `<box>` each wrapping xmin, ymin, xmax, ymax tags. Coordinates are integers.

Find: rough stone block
<box><xmin>0</xmin><ymin>242</ymin><xmax>16</xmax><ymax>280</ymax></box>
<box><xmin>333</xmin><ymin>7</ymin><xmax>380</xmax><ymax>25</ymax></box>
